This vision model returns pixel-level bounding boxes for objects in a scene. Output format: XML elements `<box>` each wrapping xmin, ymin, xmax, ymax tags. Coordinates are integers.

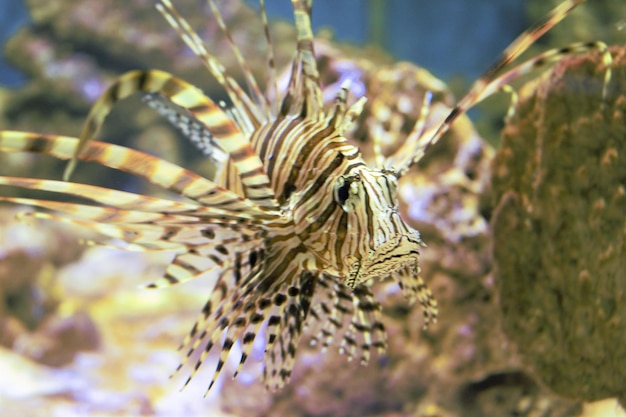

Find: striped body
<box><xmin>243</xmin><ymin>115</ymin><xmax>425</xmax><ymax>289</ymax></box>
<box><xmin>0</xmin><ymin>0</ymin><xmax>612</xmax><ymax>394</ymax></box>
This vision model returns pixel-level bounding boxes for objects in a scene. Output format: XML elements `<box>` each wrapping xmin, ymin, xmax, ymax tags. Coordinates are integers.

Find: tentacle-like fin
<box><xmin>280</xmin><ymin>0</ymin><xmax>323</xmax><ymax>119</ymax></box>
<box><xmin>61</xmin><ymin>69</ymin><xmax>280</xmax><ymax>211</ymax></box>
<box><xmin>1</xmin><ymin>131</ymin><xmax>271</xmax><ymax>217</ymax></box>
<box><xmin>172</xmin><ymin>258</ymin><xmax>267</xmax><ymax>393</ymax></box>
<box><xmin>156</xmin><ymin>0</ymin><xmax>262</xmax><ymax>128</ymax></box>
<box><xmin>308</xmin><ymin>276</ymin><xmax>353</xmax><ymax>350</ymax></box>
<box><xmin>207</xmin><ymin>0</ymin><xmax>270</xmax><ymax>118</ymax></box>
<box><xmin>261</xmin><ymin>271</ymin><xmax>313</xmax><ymax>391</ymax></box>
<box><xmin>344</xmin><ymin>285</ymin><xmax>387</xmax><ymax>364</ymax></box>
<box><xmin>0</xmin><ymin>175</ymin><xmax>203</xmax><ymax>215</ymax></box>
<box><xmin>260</xmin><ymin>0</ymin><xmax>279</xmax><ymax>116</ymax></box>
<box><xmin>307</xmin><ymin>276</ymin><xmax>387</xmax><ymax>364</ymax></box>
<box><xmin>396</xmin><ymin>267</ymin><xmax>438</xmax><ymax>328</ymax></box>
<box><xmin>0</xmin><ymin>196</ymin><xmax>199</xmax><ymax>225</ymax></box>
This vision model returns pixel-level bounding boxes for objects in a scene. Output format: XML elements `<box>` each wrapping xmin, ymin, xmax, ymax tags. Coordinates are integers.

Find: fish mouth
<box><xmin>345</xmin><ymin>234</ymin><xmax>423</xmax><ymax>288</ymax></box>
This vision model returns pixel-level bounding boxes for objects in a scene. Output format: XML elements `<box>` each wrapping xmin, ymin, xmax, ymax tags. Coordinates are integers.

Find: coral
<box><xmin>492</xmin><ymin>46</ymin><xmax>626</xmax><ymax>405</ymax></box>
<box><xmin>0</xmin><ymin>207</ymin><xmax>100</xmax><ymax>367</ymax></box>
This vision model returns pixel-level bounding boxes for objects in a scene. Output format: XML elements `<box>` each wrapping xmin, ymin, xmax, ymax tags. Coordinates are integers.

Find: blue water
<box><xmin>259</xmin><ymin>0</ymin><xmax>526</xmax><ymax>79</ymax></box>
<box><xmin>0</xmin><ymin>0</ymin><xmax>526</xmax><ymax>87</ymax></box>
<box><xmin>0</xmin><ymin>0</ymin><xmax>29</xmax><ymax>87</ymax></box>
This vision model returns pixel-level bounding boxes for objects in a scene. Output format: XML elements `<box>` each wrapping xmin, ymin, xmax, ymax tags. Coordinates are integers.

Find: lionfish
<box><xmin>0</xmin><ymin>0</ymin><xmax>611</xmax><ymax>393</ymax></box>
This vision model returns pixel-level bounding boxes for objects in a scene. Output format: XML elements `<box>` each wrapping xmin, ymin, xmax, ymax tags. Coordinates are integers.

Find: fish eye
<box><xmin>333</xmin><ymin>175</ymin><xmax>359</xmax><ymax>212</ymax></box>
<box><xmin>336</xmin><ymin>182</ymin><xmax>350</xmax><ymax>206</ymax></box>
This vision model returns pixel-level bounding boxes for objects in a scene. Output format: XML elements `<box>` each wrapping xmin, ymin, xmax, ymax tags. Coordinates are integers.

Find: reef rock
<box><xmin>492</xmin><ymin>46</ymin><xmax>626</xmax><ymax>405</ymax></box>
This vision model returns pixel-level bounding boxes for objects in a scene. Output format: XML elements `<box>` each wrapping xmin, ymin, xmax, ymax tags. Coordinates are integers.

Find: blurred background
<box><xmin>0</xmin><ymin>0</ymin><xmax>530</xmax><ymax>88</ymax></box>
<box><xmin>0</xmin><ymin>1</ymin><xmax>625</xmax><ymax>417</ymax></box>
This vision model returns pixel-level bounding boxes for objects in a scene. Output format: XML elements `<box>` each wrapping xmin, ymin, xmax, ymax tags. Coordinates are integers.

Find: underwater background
<box><xmin>1</xmin><ymin>0</ymin><xmax>531</xmax><ymax>87</ymax></box>
<box><xmin>0</xmin><ymin>1</ymin><xmax>625</xmax><ymax>416</ymax></box>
